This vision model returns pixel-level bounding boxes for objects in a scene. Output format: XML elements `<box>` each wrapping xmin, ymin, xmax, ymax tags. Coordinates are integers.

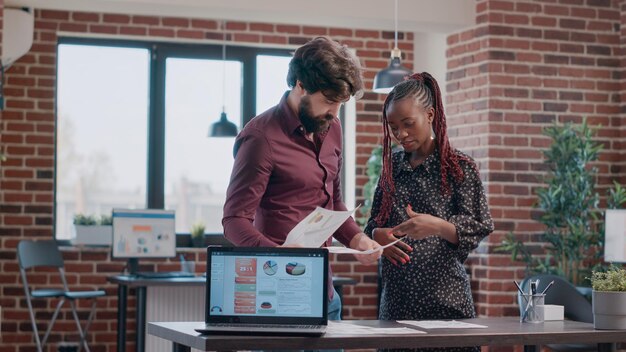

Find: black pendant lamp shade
<box><xmin>373</xmin><ymin>49</ymin><xmax>412</xmax><ymax>94</ymax></box>
<box><xmin>210</xmin><ymin>111</ymin><xmax>238</xmax><ymax>137</ymax></box>
<box><xmin>372</xmin><ymin>0</ymin><xmax>412</xmax><ymax>94</ymax></box>
<box><xmin>209</xmin><ymin>20</ymin><xmax>238</xmax><ymax>138</ymax></box>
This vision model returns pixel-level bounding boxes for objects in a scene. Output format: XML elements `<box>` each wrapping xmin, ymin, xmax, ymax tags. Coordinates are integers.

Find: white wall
<box><xmin>7</xmin><ymin>0</ymin><xmax>475</xmax><ymax>33</ymax></box>
<box><xmin>413</xmin><ymin>32</ymin><xmax>448</xmax><ymax>100</ymax></box>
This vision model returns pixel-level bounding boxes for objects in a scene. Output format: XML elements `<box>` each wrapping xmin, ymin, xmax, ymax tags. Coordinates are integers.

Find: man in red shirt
<box><xmin>222</xmin><ymin>37</ymin><xmax>381</xmax><ymax>319</ymax></box>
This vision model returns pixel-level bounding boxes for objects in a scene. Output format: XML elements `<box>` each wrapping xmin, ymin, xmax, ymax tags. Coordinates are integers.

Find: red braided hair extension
<box><xmin>374</xmin><ymin>72</ymin><xmax>472</xmax><ymax>226</ymax></box>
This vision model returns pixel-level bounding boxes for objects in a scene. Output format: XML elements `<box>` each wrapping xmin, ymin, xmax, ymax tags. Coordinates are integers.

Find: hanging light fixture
<box><xmin>372</xmin><ymin>0</ymin><xmax>412</xmax><ymax>94</ymax></box>
<box><xmin>209</xmin><ymin>20</ymin><xmax>238</xmax><ymax>137</ymax></box>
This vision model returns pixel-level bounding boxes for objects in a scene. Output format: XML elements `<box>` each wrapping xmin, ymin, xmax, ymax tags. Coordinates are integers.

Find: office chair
<box><xmin>17</xmin><ymin>240</ymin><xmax>106</xmax><ymax>352</ymax></box>
<box><xmin>519</xmin><ymin>274</ymin><xmax>595</xmax><ymax>352</ymax></box>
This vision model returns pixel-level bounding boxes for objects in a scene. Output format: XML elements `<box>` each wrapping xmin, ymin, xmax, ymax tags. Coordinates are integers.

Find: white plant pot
<box><xmin>71</xmin><ymin>225</ymin><xmax>113</xmax><ymax>246</ymax></box>
<box><xmin>592</xmin><ymin>290</ymin><xmax>626</xmax><ymax>329</ymax></box>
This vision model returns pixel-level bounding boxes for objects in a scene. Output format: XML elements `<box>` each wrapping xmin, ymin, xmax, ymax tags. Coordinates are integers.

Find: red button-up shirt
<box><xmin>223</xmin><ymin>92</ymin><xmax>361</xmax><ymax>250</ymax></box>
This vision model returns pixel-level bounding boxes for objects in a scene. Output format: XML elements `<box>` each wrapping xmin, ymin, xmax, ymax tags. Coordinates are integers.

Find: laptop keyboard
<box><xmin>208</xmin><ymin>323</ymin><xmax>322</xmax><ymax>329</ymax></box>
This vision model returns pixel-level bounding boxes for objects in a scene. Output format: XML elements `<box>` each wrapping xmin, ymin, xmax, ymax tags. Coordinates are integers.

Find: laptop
<box><xmin>195</xmin><ymin>246</ymin><xmax>329</xmax><ymax>335</ymax></box>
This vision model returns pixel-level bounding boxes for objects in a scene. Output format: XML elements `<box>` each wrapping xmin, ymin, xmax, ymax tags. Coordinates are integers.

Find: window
<box><xmin>55</xmin><ymin>38</ymin><xmax>357</xmax><ymax>241</ymax></box>
<box><xmin>56</xmin><ymin>43</ymin><xmax>150</xmax><ymax>240</ymax></box>
<box><xmin>256</xmin><ymin>55</ymin><xmax>291</xmax><ymax>113</ymax></box>
<box><xmin>164</xmin><ymin>58</ymin><xmax>242</xmax><ymax>233</ymax></box>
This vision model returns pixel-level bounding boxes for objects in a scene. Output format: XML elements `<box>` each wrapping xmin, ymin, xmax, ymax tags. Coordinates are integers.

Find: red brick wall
<box><xmin>446</xmin><ymin>0</ymin><xmax>625</xmax><ymax>319</ymax></box>
<box><xmin>621</xmin><ymin>0</ymin><xmax>626</xmax><ymax>187</ymax></box>
<box><xmin>0</xmin><ymin>9</ymin><xmax>411</xmax><ymax>351</ymax></box>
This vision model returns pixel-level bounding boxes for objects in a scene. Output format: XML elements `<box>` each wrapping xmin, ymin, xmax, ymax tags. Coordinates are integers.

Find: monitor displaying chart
<box><xmin>112</xmin><ymin>208</ymin><xmax>176</xmax><ymax>259</ymax></box>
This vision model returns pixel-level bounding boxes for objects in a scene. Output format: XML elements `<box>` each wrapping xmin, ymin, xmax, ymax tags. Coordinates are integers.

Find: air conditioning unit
<box><xmin>2</xmin><ymin>7</ymin><xmax>34</xmax><ymax>69</ymax></box>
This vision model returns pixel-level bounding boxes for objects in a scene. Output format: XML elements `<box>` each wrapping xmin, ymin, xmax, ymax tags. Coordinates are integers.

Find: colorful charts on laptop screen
<box><xmin>209</xmin><ymin>251</ymin><xmax>326</xmax><ymax>318</ymax></box>
<box><xmin>263</xmin><ymin>260</ymin><xmax>278</xmax><ymax>276</ymax></box>
<box><xmin>286</xmin><ymin>262</ymin><xmax>306</xmax><ymax>276</ymax></box>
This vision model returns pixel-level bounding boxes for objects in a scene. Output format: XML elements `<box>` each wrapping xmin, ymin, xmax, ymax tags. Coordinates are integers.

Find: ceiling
<box><xmin>6</xmin><ymin>0</ymin><xmax>475</xmax><ymax>34</ymax></box>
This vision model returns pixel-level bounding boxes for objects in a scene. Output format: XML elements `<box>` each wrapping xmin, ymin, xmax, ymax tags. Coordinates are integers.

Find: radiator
<box><xmin>146</xmin><ymin>285</ymin><xmax>205</xmax><ymax>352</ymax></box>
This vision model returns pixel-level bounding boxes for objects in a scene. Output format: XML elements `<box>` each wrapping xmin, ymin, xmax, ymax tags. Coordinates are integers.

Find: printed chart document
<box><xmin>398</xmin><ymin>320</ymin><xmax>488</xmax><ymax>329</ymax></box>
<box><xmin>327</xmin><ymin>238</ymin><xmax>404</xmax><ymax>254</ymax></box>
<box><xmin>328</xmin><ymin>321</ymin><xmax>424</xmax><ymax>335</ymax></box>
<box><xmin>283</xmin><ymin>206</ymin><xmax>359</xmax><ymax>248</ymax></box>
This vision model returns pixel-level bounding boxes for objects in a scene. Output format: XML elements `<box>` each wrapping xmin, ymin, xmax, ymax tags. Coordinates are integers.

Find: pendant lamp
<box><xmin>209</xmin><ymin>20</ymin><xmax>238</xmax><ymax>137</ymax></box>
<box><xmin>372</xmin><ymin>0</ymin><xmax>412</xmax><ymax>94</ymax></box>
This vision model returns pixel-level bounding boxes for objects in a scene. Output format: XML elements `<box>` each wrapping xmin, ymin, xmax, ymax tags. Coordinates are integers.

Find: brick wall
<box><xmin>446</xmin><ymin>0</ymin><xmax>625</xmax><ymax>319</ymax></box>
<box><xmin>621</xmin><ymin>0</ymin><xmax>626</xmax><ymax>186</ymax></box>
<box><xmin>0</xmin><ymin>8</ymin><xmax>411</xmax><ymax>351</ymax></box>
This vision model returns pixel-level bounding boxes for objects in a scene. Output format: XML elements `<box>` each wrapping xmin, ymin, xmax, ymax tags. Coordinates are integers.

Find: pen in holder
<box><xmin>180</xmin><ymin>254</ymin><xmax>196</xmax><ymax>274</ymax></box>
<box><xmin>520</xmin><ymin>293</ymin><xmax>545</xmax><ymax>323</ymax></box>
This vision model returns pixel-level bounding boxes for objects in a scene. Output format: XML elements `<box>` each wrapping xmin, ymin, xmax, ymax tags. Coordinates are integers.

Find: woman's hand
<box><xmin>373</xmin><ymin>227</ymin><xmax>413</xmax><ymax>266</ymax></box>
<box><xmin>392</xmin><ymin>206</ymin><xmax>458</xmax><ymax>244</ymax></box>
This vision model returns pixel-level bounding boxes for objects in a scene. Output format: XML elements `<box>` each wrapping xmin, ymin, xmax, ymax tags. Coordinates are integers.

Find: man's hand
<box><xmin>348</xmin><ymin>232</ymin><xmax>382</xmax><ymax>265</ymax></box>
<box><xmin>373</xmin><ymin>228</ymin><xmax>413</xmax><ymax>266</ymax></box>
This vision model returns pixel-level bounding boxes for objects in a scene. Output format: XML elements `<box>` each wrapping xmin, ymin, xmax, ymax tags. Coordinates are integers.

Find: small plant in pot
<box><xmin>591</xmin><ymin>266</ymin><xmax>626</xmax><ymax>329</ymax></box>
<box><xmin>190</xmin><ymin>222</ymin><xmax>206</xmax><ymax>248</ymax></box>
<box><xmin>72</xmin><ymin>213</ymin><xmax>113</xmax><ymax>246</ymax></box>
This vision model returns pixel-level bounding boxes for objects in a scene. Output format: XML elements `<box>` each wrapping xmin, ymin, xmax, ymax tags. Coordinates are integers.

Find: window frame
<box><xmin>150</xmin><ymin>42</ymin><xmax>293</xmax><ymax>209</ymax></box>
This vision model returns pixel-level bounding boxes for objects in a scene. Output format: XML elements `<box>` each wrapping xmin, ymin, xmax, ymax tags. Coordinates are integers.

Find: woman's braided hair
<box><xmin>374</xmin><ymin>72</ymin><xmax>471</xmax><ymax>225</ymax></box>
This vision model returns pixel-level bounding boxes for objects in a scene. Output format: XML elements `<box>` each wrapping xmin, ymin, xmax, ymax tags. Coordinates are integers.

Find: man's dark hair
<box><xmin>287</xmin><ymin>36</ymin><xmax>364</xmax><ymax>101</ymax></box>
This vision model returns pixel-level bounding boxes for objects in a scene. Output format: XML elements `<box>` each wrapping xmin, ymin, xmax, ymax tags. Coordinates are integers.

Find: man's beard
<box><xmin>298</xmin><ymin>96</ymin><xmax>334</xmax><ymax>134</ymax></box>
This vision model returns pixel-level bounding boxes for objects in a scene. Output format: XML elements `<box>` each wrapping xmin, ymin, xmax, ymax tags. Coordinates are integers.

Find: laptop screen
<box><xmin>206</xmin><ymin>247</ymin><xmax>328</xmax><ymax>325</ymax></box>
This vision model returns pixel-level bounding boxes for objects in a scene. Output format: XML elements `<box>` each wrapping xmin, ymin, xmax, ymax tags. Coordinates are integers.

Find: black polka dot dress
<box><xmin>364</xmin><ymin>149</ymin><xmax>494</xmax><ymax>352</ymax></box>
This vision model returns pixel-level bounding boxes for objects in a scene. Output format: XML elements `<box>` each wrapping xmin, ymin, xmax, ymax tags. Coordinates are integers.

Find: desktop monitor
<box><xmin>604</xmin><ymin>209</ymin><xmax>626</xmax><ymax>263</ymax></box>
<box><xmin>112</xmin><ymin>208</ymin><xmax>176</xmax><ymax>273</ymax></box>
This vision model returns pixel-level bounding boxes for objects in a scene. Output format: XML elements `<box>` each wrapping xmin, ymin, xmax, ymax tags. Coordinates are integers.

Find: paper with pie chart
<box><xmin>283</xmin><ymin>206</ymin><xmax>359</xmax><ymax>248</ymax></box>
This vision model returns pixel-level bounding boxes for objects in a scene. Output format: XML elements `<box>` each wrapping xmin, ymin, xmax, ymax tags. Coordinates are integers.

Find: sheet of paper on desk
<box><xmin>326</xmin><ymin>238</ymin><xmax>403</xmax><ymax>254</ymax></box>
<box><xmin>398</xmin><ymin>320</ymin><xmax>488</xmax><ymax>329</ymax></box>
<box><xmin>283</xmin><ymin>206</ymin><xmax>359</xmax><ymax>248</ymax></box>
<box><xmin>328</xmin><ymin>321</ymin><xmax>424</xmax><ymax>335</ymax></box>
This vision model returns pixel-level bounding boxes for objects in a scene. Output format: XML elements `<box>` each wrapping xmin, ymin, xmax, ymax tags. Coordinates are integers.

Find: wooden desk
<box><xmin>147</xmin><ymin>318</ymin><xmax>626</xmax><ymax>352</ymax></box>
<box><xmin>108</xmin><ymin>274</ymin><xmax>357</xmax><ymax>352</ymax></box>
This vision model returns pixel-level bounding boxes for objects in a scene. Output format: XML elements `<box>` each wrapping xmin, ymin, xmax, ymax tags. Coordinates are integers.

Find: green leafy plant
<box><xmin>73</xmin><ymin>214</ymin><xmax>112</xmax><ymax>226</ymax></box>
<box><xmin>497</xmin><ymin>120</ymin><xmax>614</xmax><ymax>286</ymax></box>
<box><xmin>607</xmin><ymin>181</ymin><xmax>626</xmax><ymax>210</ymax></box>
<box><xmin>358</xmin><ymin>145</ymin><xmax>383</xmax><ymax>226</ymax></box>
<box><xmin>73</xmin><ymin>214</ymin><xmax>98</xmax><ymax>226</ymax></box>
<box><xmin>591</xmin><ymin>266</ymin><xmax>626</xmax><ymax>292</ymax></box>
<box><xmin>99</xmin><ymin>215</ymin><xmax>113</xmax><ymax>226</ymax></box>
<box><xmin>190</xmin><ymin>222</ymin><xmax>206</xmax><ymax>247</ymax></box>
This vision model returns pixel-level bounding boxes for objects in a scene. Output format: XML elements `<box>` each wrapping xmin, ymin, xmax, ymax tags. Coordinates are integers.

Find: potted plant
<box><xmin>357</xmin><ymin>145</ymin><xmax>383</xmax><ymax>226</ymax></box>
<box><xmin>497</xmin><ymin>120</ymin><xmax>621</xmax><ymax>287</ymax></box>
<box><xmin>190</xmin><ymin>222</ymin><xmax>206</xmax><ymax>248</ymax></box>
<box><xmin>591</xmin><ymin>266</ymin><xmax>626</xmax><ymax>329</ymax></box>
<box><xmin>72</xmin><ymin>213</ymin><xmax>113</xmax><ymax>246</ymax></box>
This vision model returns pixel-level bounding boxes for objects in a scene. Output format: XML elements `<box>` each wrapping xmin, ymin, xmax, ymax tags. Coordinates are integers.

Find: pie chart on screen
<box><xmin>263</xmin><ymin>260</ymin><xmax>278</xmax><ymax>276</ymax></box>
<box><xmin>286</xmin><ymin>262</ymin><xmax>306</xmax><ymax>276</ymax></box>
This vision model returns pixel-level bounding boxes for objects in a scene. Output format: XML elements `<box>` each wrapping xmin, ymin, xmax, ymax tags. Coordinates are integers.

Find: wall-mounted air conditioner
<box><xmin>2</xmin><ymin>7</ymin><xmax>34</xmax><ymax>69</ymax></box>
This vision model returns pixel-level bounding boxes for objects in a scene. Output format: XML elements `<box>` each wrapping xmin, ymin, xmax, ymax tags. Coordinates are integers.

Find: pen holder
<box><xmin>181</xmin><ymin>260</ymin><xmax>196</xmax><ymax>274</ymax></box>
<box><xmin>520</xmin><ymin>294</ymin><xmax>545</xmax><ymax>323</ymax></box>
